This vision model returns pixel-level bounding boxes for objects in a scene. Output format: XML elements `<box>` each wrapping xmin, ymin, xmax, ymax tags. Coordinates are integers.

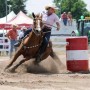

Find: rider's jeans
<box><xmin>39</xmin><ymin>31</ymin><xmax>51</xmax><ymax>55</ymax></box>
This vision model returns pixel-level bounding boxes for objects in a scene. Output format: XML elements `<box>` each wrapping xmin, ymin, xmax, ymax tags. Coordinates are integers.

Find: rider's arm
<box><xmin>56</xmin><ymin>22</ymin><xmax>60</xmax><ymax>31</ymax></box>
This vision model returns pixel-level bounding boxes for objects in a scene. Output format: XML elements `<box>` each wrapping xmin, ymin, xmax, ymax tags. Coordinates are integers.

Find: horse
<box><xmin>5</xmin><ymin>13</ymin><xmax>62</xmax><ymax>72</ymax></box>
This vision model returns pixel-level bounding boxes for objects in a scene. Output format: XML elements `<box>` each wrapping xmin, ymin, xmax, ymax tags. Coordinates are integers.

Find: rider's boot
<box><xmin>14</xmin><ymin>40</ymin><xmax>21</xmax><ymax>47</ymax></box>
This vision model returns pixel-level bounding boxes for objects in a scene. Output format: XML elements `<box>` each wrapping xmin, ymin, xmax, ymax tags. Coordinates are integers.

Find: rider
<box><xmin>36</xmin><ymin>4</ymin><xmax>60</xmax><ymax>62</ymax></box>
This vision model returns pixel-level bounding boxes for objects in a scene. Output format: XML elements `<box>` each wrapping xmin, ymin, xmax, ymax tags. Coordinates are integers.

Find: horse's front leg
<box><xmin>10</xmin><ymin>57</ymin><xmax>30</xmax><ymax>72</ymax></box>
<box><xmin>5</xmin><ymin>49</ymin><xmax>22</xmax><ymax>70</ymax></box>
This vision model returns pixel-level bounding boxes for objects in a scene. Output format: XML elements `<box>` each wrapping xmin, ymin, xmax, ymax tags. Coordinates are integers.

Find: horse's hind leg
<box><xmin>5</xmin><ymin>50</ymin><xmax>21</xmax><ymax>70</ymax></box>
<box><xmin>11</xmin><ymin>57</ymin><xmax>30</xmax><ymax>72</ymax></box>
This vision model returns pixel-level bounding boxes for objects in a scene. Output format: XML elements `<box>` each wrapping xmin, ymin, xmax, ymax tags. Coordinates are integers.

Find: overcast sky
<box><xmin>25</xmin><ymin>0</ymin><xmax>90</xmax><ymax>14</ymax></box>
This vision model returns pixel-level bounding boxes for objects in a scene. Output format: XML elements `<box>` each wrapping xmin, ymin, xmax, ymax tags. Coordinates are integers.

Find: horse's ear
<box><xmin>32</xmin><ymin>12</ymin><xmax>35</xmax><ymax>18</ymax></box>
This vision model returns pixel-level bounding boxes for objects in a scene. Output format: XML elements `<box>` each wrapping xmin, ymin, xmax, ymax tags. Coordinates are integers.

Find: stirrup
<box><xmin>14</xmin><ymin>42</ymin><xmax>20</xmax><ymax>47</ymax></box>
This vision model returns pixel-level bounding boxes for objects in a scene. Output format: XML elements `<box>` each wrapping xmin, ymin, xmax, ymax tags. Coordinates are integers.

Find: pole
<box><xmin>5</xmin><ymin>0</ymin><xmax>7</xmax><ymax>22</ymax></box>
<box><xmin>8</xmin><ymin>5</ymin><xmax>10</xmax><ymax>13</ymax></box>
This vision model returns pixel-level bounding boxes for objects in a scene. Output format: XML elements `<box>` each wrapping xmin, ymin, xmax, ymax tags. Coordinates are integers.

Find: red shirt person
<box><xmin>6</xmin><ymin>24</ymin><xmax>18</xmax><ymax>57</ymax></box>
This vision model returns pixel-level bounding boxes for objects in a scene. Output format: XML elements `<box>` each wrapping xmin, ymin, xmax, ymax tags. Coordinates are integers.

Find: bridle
<box><xmin>32</xmin><ymin>17</ymin><xmax>43</xmax><ymax>36</ymax></box>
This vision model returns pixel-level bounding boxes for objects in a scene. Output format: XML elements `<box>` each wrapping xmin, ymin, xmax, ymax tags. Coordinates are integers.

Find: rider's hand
<box><xmin>57</xmin><ymin>27</ymin><xmax>60</xmax><ymax>31</ymax></box>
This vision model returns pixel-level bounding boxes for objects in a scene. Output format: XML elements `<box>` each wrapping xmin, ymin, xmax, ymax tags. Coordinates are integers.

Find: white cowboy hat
<box><xmin>21</xmin><ymin>26</ymin><xmax>27</xmax><ymax>30</ymax></box>
<box><xmin>45</xmin><ymin>4</ymin><xmax>59</xmax><ymax>10</ymax></box>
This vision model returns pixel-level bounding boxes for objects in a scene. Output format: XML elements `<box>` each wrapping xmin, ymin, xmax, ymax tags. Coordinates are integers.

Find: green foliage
<box><xmin>53</xmin><ymin>0</ymin><xmax>90</xmax><ymax>20</ymax></box>
<box><xmin>84</xmin><ymin>11</ymin><xmax>90</xmax><ymax>17</ymax></box>
<box><xmin>0</xmin><ymin>0</ymin><xmax>27</xmax><ymax>18</ymax></box>
<box><xmin>10</xmin><ymin>0</ymin><xmax>27</xmax><ymax>14</ymax></box>
<box><xmin>0</xmin><ymin>0</ymin><xmax>6</xmax><ymax>17</ymax></box>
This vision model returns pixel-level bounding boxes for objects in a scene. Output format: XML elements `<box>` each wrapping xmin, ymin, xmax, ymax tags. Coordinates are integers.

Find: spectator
<box><xmin>6</xmin><ymin>24</ymin><xmax>18</xmax><ymax>57</ymax></box>
<box><xmin>61</xmin><ymin>12</ymin><xmax>68</xmax><ymax>26</ymax></box>
<box><xmin>24</xmin><ymin>27</ymin><xmax>32</xmax><ymax>37</ymax></box>
<box><xmin>14</xmin><ymin>27</ymin><xmax>32</xmax><ymax>47</ymax></box>
<box><xmin>67</xmin><ymin>12</ymin><xmax>73</xmax><ymax>26</ymax></box>
<box><xmin>19</xmin><ymin>26</ymin><xmax>27</xmax><ymax>39</ymax></box>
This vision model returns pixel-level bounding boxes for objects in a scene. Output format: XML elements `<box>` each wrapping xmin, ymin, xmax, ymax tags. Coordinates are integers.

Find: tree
<box><xmin>10</xmin><ymin>0</ymin><xmax>27</xmax><ymax>14</ymax></box>
<box><xmin>53</xmin><ymin>0</ymin><xmax>89</xmax><ymax>20</ymax></box>
<box><xmin>0</xmin><ymin>0</ymin><xmax>6</xmax><ymax>18</ymax></box>
<box><xmin>0</xmin><ymin>0</ymin><xmax>27</xmax><ymax>18</ymax></box>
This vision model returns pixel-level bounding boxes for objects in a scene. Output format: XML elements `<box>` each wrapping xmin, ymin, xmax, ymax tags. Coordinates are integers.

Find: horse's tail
<box><xmin>50</xmin><ymin>50</ymin><xmax>65</xmax><ymax>69</ymax></box>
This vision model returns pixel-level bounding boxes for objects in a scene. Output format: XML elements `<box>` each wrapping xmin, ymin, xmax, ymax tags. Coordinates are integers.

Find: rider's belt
<box><xmin>43</xmin><ymin>26</ymin><xmax>51</xmax><ymax>32</ymax></box>
<box><xmin>44</xmin><ymin>26</ymin><xmax>52</xmax><ymax>29</ymax></box>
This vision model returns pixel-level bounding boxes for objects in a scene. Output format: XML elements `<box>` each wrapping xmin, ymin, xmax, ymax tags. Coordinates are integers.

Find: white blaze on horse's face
<box><xmin>36</xmin><ymin>19</ymin><xmax>41</xmax><ymax>31</ymax></box>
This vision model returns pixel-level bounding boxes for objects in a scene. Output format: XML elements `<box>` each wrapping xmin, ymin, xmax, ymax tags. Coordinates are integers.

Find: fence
<box><xmin>0</xmin><ymin>36</ymin><xmax>10</xmax><ymax>56</ymax></box>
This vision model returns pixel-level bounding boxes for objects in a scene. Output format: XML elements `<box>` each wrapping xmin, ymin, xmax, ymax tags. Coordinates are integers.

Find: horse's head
<box><xmin>32</xmin><ymin>13</ymin><xmax>43</xmax><ymax>35</ymax></box>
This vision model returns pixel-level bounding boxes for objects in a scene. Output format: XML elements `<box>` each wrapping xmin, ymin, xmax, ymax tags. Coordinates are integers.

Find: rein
<box><xmin>43</xmin><ymin>22</ymin><xmax>58</xmax><ymax>29</ymax></box>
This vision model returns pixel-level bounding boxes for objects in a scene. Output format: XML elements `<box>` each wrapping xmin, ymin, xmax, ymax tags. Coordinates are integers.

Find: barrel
<box><xmin>66</xmin><ymin>36</ymin><xmax>89</xmax><ymax>72</ymax></box>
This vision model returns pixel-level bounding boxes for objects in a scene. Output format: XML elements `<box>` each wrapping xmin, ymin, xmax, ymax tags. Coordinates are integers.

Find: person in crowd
<box><xmin>18</xmin><ymin>26</ymin><xmax>27</xmax><ymax>39</ymax></box>
<box><xmin>67</xmin><ymin>12</ymin><xmax>73</xmax><ymax>26</ymax></box>
<box><xmin>14</xmin><ymin>26</ymin><xmax>27</xmax><ymax>47</ymax></box>
<box><xmin>61</xmin><ymin>12</ymin><xmax>68</xmax><ymax>26</ymax></box>
<box><xmin>35</xmin><ymin>4</ymin><xmax>60</xmax><ymax>62</ymax></box>
<box><xmin>6</xmin><ymin>24</ymin><xmax>18</xmax><ymax>57</ymax></box>
<box><xmin>14</xmin><ymin>26</ymin><xmax>32</xmax><ymax>47</ymax></box>
<box><xmin>23</xmin><ymin>27</ymin><xmax>32</xmax><ymax>37</ymax></box>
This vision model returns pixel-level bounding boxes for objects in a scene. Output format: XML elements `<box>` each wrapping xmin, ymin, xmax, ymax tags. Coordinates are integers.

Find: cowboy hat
<box><xmin>45</xmin><ymin>4</ymin><xmax>59</xmax><ymax>10</ymax></box>
<box><xmin>12</xmin><ymin>24</ymin><xmax>18</xmax><ymax>27</ymax></box>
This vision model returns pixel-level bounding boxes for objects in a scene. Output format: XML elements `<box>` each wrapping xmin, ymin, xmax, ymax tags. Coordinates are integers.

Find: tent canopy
<box><xmin>0</xmin><ymin>11</ymin><xmax>16</xmax><ymax>24</ymax></box>
<box><xmin>3</xmin><ymin>11</ymin><xmax>33</xmax><ymax>29</ymax></box>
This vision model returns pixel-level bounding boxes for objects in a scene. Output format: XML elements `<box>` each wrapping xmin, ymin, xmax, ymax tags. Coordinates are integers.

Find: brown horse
<box><xmin>5</xmin><ymin>13</ymin><xmax>61</xmax><ymax>71</ymax></box>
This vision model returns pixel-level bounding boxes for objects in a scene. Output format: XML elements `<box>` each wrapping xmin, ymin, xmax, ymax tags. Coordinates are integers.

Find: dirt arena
<box><xmin>0</xmin><ymin>45</ymin><xmax>90</xmax><ymax>90</ymax></box>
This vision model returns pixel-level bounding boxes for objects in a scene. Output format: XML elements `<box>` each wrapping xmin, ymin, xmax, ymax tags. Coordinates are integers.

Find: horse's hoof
<box><xmin>5</xmin><ymin>65</ymin><xmax>11</xmax><ymax>70</ymax></box>
<box><xmin>33</xmin><ymin>60</ymin><xmax>39</xmax><ymax>65</ymax></box>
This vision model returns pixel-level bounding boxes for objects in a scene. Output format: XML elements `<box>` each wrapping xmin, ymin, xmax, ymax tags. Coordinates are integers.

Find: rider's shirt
<box><xmin>42</xmin><ymin>13</ymin><xmax>60</xmax><ymax>29</ymax></box>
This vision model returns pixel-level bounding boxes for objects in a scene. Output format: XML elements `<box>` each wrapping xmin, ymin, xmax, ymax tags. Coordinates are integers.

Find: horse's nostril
<box><xmin>36</xmin><ymin>30</ymin><xmax>39</xmax><ymax>32</ymax></box>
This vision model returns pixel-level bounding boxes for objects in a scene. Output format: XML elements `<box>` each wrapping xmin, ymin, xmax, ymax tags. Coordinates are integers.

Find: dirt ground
<box><xmin>0</xmin><ymin>45</ymin><xmax>90</xmax><ymax>90</ymax></box>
